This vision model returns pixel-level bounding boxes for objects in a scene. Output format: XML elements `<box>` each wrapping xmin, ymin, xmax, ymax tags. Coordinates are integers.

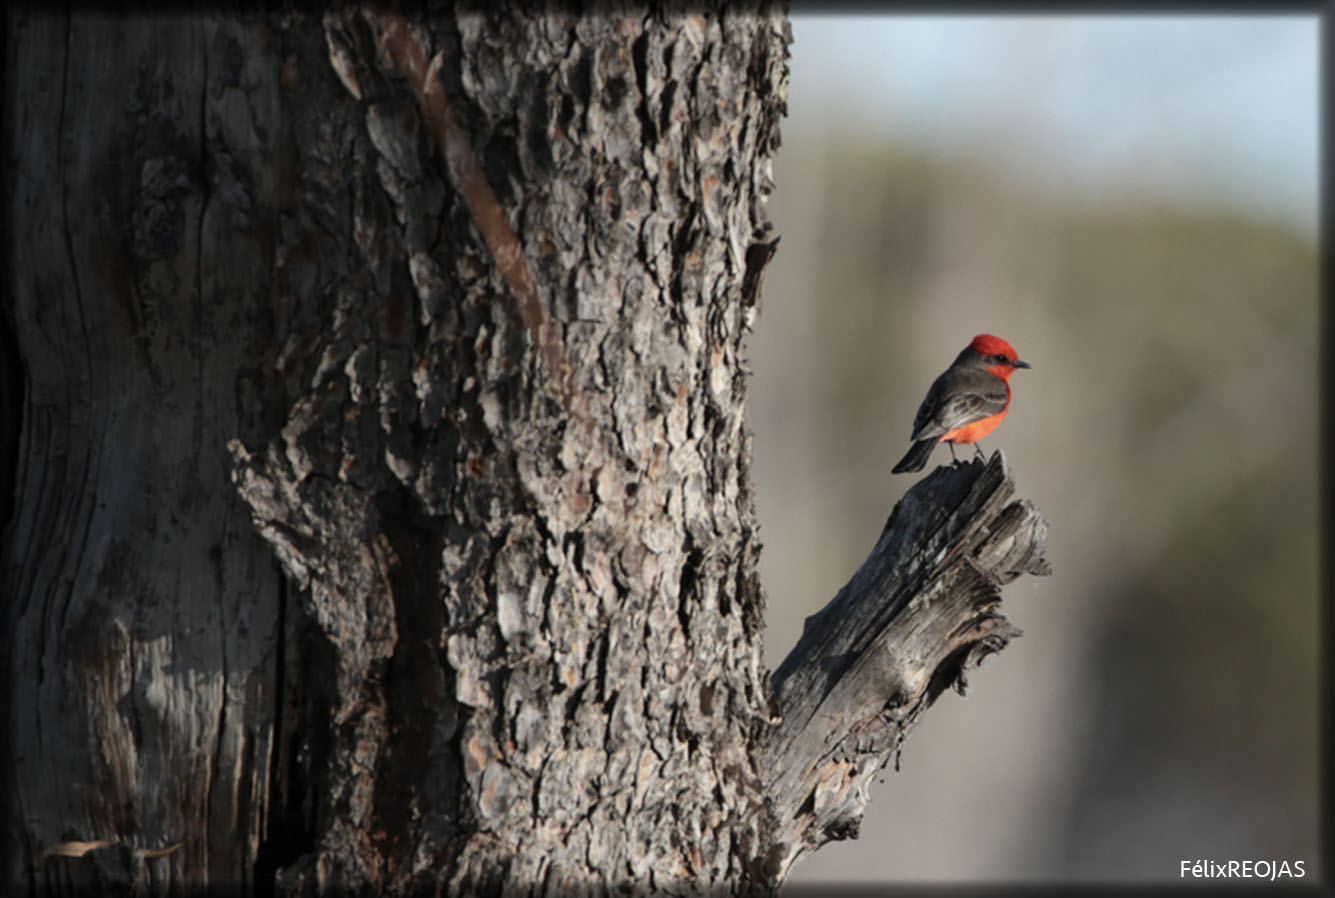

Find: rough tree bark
<box><xmin>2</xmin><ymin>7</ymin><xmax>1048</xmax><ymax>898</ymax></box>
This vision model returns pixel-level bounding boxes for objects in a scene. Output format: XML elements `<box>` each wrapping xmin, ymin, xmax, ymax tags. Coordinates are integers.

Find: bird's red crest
<box><xmin>969</xmin><ymin>334</ymin><xmax>1019</xmax><ymax>361</ymax></box>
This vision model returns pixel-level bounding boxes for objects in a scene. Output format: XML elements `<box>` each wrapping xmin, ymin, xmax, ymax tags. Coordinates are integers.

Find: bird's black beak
<box><xmin>1013</xmin><ymin>359</ymin><xmax>1031</xmax><ymax>369</ymax></box>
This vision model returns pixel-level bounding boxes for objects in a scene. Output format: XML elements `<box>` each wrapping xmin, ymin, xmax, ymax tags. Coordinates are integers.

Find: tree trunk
<box><xmin>4</xmin><ymin>6</ymin><xmax>789</xmax><ymax>896</ymax></box>
<box><xmin>3</xmin><ymin>7</ymin><xmax>1049</xmax><ymax>898</ymax></box>
<box><xmin>229</xmin><ymin>6</ymin><xmax>789</xmax><ymax>894</ymax></box>
<box><xmin>2</xmin><ymin>12</ymin><xmax>289</xmax><ymax>896</ymax></box>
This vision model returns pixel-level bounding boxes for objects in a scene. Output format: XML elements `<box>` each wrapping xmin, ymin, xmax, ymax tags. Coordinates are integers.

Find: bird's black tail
<box><xmin>892</xmin><ymin>438</ymin><xmax>937</xmax><ymax>474</ymax></box>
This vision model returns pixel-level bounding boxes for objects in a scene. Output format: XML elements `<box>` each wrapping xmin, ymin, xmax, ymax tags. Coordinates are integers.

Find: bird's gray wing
<box><xmin>909</xmin><ymin>368</ymin><xmax>1009</xmax><ymax>441</ymax></box>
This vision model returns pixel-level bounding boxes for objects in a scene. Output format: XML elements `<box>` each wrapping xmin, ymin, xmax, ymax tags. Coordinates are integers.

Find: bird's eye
<box><xmin>993</xmin><ymin>354</ymin><xmax>1008</xmax><ymax>363</ymax></box>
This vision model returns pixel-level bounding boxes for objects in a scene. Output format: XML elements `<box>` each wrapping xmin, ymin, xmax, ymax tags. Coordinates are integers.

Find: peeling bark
<box><xmin>228</xmin><ymin>5</ymin><xmax>788</xmax><ymax>894</ymax></box>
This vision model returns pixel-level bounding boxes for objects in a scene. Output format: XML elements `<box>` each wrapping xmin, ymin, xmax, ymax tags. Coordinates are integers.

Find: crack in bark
<box><xmin>55</xmin><ymin>10</ymin><xmax>99</xmax><ymax>659</ymax></box>
<box><xmin>193</xmin><ymin>30</ymin><xmax>233</xmax><ymax>883</ymax></box>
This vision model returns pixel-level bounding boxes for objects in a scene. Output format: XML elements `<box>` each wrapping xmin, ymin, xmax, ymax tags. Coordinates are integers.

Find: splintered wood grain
<box><xmin>2</xmin><ymin>14</ymin><xmax>286</xmax><ymax>894</ymax></box>
<box><xmin>763</xmin><ymin>453</ymin><xmax>1050</xmax><ymax>880</ymax></box>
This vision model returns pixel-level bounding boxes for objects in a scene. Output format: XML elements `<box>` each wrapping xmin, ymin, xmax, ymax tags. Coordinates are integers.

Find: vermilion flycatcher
<box><xmin>891</xmin><ymin>334</ymin><xmax>1031</xmax><ymax>474</ymax></box>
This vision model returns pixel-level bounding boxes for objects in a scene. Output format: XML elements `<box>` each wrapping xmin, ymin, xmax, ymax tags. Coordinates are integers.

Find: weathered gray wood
<box><xmin>1</xmin><ymin>13</ymin><xmax>288</xmax><ymax>896</ymax></box>
<box><xmin>762</xmin><ymin>452</ymin><xmax>1051</xmax><ymax>880</ymax></box>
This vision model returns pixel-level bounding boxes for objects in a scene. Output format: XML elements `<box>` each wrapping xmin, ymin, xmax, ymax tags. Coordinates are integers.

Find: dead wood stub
<box><xmin>763</xmin><ymin>451</ymin><xmax>1050</xmax><ymax>879</ymax></box>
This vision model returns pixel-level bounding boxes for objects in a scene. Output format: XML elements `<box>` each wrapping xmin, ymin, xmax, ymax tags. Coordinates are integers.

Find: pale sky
<box><xmin>787</xmin><ymin>15</ymin><xmax>1318</xmax><ymax>233</ymax></box>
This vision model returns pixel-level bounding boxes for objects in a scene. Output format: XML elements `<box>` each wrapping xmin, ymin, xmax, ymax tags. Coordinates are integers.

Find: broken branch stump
<box><xmin>763</xmin><ymin>451</ymin><xmax>1051</xmax><ymax>880</ymax></box>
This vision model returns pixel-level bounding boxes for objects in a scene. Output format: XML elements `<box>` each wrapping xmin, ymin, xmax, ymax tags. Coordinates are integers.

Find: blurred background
<box><xmin>750</xmin><ymin>15</ymin><xmax>1319</xmax><ymax>886</ymax></box>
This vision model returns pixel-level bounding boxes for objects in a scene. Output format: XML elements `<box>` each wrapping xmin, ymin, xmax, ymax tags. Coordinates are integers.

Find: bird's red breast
<box><xmin>941</xmin><ymin>407</ymin><xmax>1008</xmax><ymax>444</ymax></box>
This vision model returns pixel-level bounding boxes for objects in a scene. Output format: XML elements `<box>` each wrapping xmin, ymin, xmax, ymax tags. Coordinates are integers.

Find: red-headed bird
<box><xmin>891</xmin><ymin>334</ymin><xmax>1031</xmax><ymax>474</ymax></box>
